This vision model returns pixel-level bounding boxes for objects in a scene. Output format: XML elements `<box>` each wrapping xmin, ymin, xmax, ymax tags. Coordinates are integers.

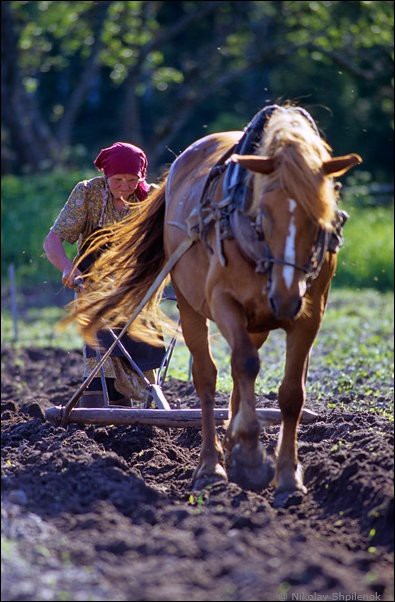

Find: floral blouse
<box><xmin>50</xmin><ymin>176</ymin><xmax>134</xmax><ymax>251</ymax></box>
<box><xmin>51</xmin><ymin>176</ymin><xmax>161</xmax><ymax>387</ymax></box>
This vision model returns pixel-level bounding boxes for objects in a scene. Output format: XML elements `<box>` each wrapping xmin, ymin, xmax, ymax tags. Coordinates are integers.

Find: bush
<box><xmin>1</xmin><ymin>169</ymin><xmax>96</xmax><ymax>286</ymax></box>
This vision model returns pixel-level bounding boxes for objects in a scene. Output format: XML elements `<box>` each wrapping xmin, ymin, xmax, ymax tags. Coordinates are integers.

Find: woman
<box><xmin>43</xmin><ymin>142</ymin><xmax>166</xmax><ymax>407</ymax></box>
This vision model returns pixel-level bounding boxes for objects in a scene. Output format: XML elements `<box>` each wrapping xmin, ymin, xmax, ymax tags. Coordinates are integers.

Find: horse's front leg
<box><xmin>212</xmin><ymin>295</ymin><xmax>274</xmax><ymax>491</ymax></box>
<box><xmin>224</xmin><ymin>331</ymin><xmax>269</xmax><ymax>459</ymax></box>
<box><xmin>174</xmin><ymin>286</ymin><xmax>227</xmax><ymax>489</ymax></box>
<box><xmin>275</xmin><ymin>322</ymin><xmax>320</xmax><ymax>501</ymax></box>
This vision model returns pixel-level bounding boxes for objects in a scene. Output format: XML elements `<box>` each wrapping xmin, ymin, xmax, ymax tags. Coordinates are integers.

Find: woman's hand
<box><xmin>62</xmin><ymin>262</ymin><xmax>82</xmax><ymax>289</ymax></box>
<box><xmin>43</xmin><ymin>231</ymin><xmax>82</xmax><ymax>289</ymax></box>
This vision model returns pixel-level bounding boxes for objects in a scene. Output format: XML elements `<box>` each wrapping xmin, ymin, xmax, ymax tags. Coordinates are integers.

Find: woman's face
<box><xmin>107</xmin><ymin>173</ymin><xmax>141</xmax><ymax>201</ymax></box>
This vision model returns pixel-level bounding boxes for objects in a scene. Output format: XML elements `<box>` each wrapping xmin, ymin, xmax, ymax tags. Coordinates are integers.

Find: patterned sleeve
<box><xmin>50</xmin><ymin>181</ymin><xmax>88</xmax><ymax>244</ymax></box>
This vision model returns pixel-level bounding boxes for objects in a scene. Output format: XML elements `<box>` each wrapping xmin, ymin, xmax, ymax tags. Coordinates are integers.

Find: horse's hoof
<box><xmin>274</xmin><ymin>464</ymin><xmax>306</xmax><ymax>501</ymax></box>
<box><xmin>192</xmin><ymin>465</ymin><xmax>227</xmax><ymax>491</ymax></box>
<box><xmin>273</xmin><ymin>487</ymin><xmax>307</xmax><ymax>509</ymax></box>
<box><xmin>228</xmin><ymin>444</ymin><xmax>275</xmax><ymax>492</ymax></box>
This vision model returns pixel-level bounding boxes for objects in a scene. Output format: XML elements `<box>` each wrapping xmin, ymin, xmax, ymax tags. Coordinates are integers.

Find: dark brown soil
<box><xmin>1</xmin><ymin>346</ymin><xmax>394</xmax><ymax>601</ymax></box>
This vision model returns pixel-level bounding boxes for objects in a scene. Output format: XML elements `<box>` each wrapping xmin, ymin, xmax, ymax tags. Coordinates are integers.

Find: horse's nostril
<box><xmin>269</xmin><ymin>295</ymin><xmax>302</xmax><ymax>319</ymax></box>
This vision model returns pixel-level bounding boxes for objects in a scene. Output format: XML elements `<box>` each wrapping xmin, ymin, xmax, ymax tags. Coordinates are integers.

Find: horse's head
<box><xmin>233</xmin><ymin>108</ymin><xmax>362</xmax><ymax>320</ymax></box>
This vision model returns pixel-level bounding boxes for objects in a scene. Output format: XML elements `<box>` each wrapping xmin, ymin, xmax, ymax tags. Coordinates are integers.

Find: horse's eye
<box><xmin>261</xmin><ymin>207</ymin><xmax>273</xmax><ymax>224</ymax></box>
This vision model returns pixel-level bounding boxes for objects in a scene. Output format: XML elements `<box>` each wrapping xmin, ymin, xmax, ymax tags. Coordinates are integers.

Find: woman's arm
<box><xmin>43</xmin><ymin>230</ymin><xmax>82</xmax><ymax>288</ymax></box>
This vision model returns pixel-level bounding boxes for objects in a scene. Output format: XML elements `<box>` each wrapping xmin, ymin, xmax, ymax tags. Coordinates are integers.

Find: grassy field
<box><xmin>2</xmin><ymin>289</ymin><xmax>393</xmax><ymax>418</ymax></box>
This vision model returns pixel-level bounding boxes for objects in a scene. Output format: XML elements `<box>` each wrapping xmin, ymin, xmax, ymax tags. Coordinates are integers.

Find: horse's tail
<box><xmin>65</xmin><ymin>177</ymin><xmax>170</xmax><ymax>345</ymax></box>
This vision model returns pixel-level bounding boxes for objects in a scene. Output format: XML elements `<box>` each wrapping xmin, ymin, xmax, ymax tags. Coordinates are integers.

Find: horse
<box><xmin>71</xmin><ymin>105</ymin><xmax>362</xmax><ymax>500</ymax></box>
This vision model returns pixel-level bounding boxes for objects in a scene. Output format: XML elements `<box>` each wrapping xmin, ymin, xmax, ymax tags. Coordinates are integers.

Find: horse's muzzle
<box><xmin>269</xmin><ymin>294</ymin><xmax>302</xmax><ymax>321</ymax></box>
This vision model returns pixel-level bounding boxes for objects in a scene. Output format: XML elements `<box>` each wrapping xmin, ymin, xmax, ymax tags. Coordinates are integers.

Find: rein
<box><xmin>187</xmin><ymin>105</ymin><xmax>348</xmax><ymax>284</ymax></box>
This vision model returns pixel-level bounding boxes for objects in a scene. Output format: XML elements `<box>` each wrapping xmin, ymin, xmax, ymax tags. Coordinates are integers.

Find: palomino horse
<box><xmin>73</xmin><ymin>105</ymin><xmax>361</xmax><ymax>499</ymax></box>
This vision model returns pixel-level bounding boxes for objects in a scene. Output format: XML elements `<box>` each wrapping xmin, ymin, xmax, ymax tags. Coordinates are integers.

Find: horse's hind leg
<box><xmin>211</xmin><ymin>294</ymin><xmax>274</xmax><ymax>491</ymax></box>
<box><xmin>174</xmin><ymin>286</ymin><xmax>227</xmax><ymax>489</ymax></box>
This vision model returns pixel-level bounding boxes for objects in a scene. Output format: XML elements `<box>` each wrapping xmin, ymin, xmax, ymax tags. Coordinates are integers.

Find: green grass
<box><xmin>1</xmin><ymin>306</ymin><xmax>82</xmax><ymax>349</ymax></box>
<box><xmin>1</xmin><ymin>170</ymin><xmax>94</xmax><ymax>285</ymax></box>
<box><xmin>2</xmin><ymin>289</ymin><xmax>393</xmax><ymax>416</ymax></box>
<box><xmin>333</xmin><ymin>205</ymin><xmax>394</xmax><ymax>291</ymax></box>
<box><xmin>308</xmin><ymin>289</ymin><xmax>394</xmax><ymax>417</ymax></box>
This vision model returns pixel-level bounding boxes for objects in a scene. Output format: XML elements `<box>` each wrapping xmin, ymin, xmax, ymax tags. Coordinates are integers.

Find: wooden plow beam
<box><xmin>45</xmin><ymin>406</ymin><xmax>319</xmax><ymax>429</ymax></box>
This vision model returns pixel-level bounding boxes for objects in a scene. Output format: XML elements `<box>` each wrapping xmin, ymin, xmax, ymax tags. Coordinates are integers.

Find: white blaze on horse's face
<box><xmin>282</xmin><ymin>199</ymin><xmax>297</xmax><ymax>290</ymax></box>
<box><xmin>261</xmin><ymin>190</ymin><xmax>315</xmax><ymax>321</ymax></box>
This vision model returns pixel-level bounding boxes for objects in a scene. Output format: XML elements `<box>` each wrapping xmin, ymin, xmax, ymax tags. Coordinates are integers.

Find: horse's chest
<box><xmin>244</xmin><ymin>299</ymin><xmax>275</xmax><ymax>332</ymax></box>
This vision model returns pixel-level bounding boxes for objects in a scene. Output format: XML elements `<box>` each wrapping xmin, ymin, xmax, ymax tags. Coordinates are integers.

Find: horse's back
<box><xmin>165</xmin><ymin>131</ymin><xmax>242</xmax><ymax>225</ymax></box>
<box><xmin>164</xmin><ymin>131</ymin><xmax>242</xmax><ymax>314</ymax></box>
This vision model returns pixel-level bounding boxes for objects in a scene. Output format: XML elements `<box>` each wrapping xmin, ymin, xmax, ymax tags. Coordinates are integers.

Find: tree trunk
<box><xmin>1</xmin><ymin>2</ymin><xmax>59</xmax><ymax>172</ymax></box>
<box><xmin>121</xmin><ymin>73</ymin><xmax>144</xmax><ymax>147</ymax></box>
<box><xmin>56</xmin><ymin>1</ymin><xmax>112</xmax><ymax>152</ymax></box>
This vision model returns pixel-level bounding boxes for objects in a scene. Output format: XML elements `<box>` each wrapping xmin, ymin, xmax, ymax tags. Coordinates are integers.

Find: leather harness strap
<box><xmin>187</xmin><ymin>106</ymin><xmax>348</xmax><ymax>281</ymax></box>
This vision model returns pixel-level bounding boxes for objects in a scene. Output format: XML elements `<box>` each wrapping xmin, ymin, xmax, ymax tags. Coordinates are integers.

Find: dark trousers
<box><xmin>86</xmin><ymin>377</ymin><xmax>124</xmax><ymax>401</ymax></box>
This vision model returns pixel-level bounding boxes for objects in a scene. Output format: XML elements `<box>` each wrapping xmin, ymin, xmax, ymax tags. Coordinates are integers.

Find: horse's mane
<box><xmin>251</xmin><ymin>108</ymin><xmax>337</xmax><ymax>228</ymax></box>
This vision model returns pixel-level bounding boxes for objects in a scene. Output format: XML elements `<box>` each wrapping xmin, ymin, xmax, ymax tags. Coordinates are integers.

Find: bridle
<box><xmin>177</xmin><ymin>105</ymin><xmax>348</xmax><ymax>286</ymax></box>
<box><xmin>229</xmin><ymin>206</ymin><xmax>335</xmax><ymax>288</ymax></box>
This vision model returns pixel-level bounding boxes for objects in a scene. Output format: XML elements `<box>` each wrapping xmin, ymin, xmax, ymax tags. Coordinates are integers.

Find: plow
<box><xmin>45</xmin><ymin>238</ymin><xmax>319</xmax><ymax>431</ymax></box>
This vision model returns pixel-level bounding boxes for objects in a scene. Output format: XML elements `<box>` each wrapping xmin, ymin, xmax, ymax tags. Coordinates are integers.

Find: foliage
<box><xmin>1</xmin><ymin>169</ymin><xmax>95</xmax><ymax>283</ymax></box>
<box><xmin>2</xmin><ymin>0</ymin><xmax>393</xmax><ymax>183</ymax></box>
<box><xmin>335</xmin><ymin>203</ymin><xmax>394</xmax><ymax>290</ymax></box>
<box><xmin>334</xmin><ymin>170</ymin><xmax>395</xmax><ymax>290</ymax></box>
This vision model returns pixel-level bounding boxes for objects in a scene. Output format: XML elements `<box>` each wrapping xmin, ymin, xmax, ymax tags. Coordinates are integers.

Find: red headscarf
<box><xmin>94</xmin><ymin>142</ymin><xmax>150</xmax><ymax>201</ymax></box>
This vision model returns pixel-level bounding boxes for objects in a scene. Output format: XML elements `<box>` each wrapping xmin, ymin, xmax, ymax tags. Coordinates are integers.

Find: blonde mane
<box><xmin>251</xmin><ymin>108</ymin><xmax>337</xmax><ymax>228</ymax></box>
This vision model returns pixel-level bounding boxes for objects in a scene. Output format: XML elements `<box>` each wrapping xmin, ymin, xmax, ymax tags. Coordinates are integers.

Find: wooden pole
<box><xmin>45</xmin><ymin>406</ymin><xmax>319</xmax><ymax>428</ymax></box>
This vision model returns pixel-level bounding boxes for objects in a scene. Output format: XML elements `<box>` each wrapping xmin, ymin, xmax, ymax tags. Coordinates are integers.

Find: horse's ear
<box><xmin>231</xmin><ymin>154</ymin><xmax>275</xmax><ymax>175</ymax></box>
<box><xmin>323</xmin><ymin>154</ymin><xmax>363</xmax><ymax>177</ymax></box>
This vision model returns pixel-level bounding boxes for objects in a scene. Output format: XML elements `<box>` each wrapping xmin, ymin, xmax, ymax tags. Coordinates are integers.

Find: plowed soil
<box><xmin>1</xmin><ymin>346</ymin><xmax>394</xmax><ymax>601</ymax></box>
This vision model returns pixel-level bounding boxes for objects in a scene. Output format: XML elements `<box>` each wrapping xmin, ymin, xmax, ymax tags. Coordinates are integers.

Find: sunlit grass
<box><xmin>1</xmin><ymin>306</ymin><xmax>82</xmax><ymax>349</ymax></box>
<box><xmin>334</xmin><ymin>206</ymin><xmax>394</xmax><ymax>291</ymax></box>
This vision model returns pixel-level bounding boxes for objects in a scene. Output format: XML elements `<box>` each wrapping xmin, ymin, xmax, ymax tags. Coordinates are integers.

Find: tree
<box><xmin>1</xmin><ymin>1</ymin><xmax>393</xmax><ymax>179</ymax></box>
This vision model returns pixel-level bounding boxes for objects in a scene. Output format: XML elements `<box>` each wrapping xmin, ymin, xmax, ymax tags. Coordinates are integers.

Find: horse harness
<box><xmin>183</xmin><ymin>105</ymin><xmax>348</xmax><ymax>287</ymax></box>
